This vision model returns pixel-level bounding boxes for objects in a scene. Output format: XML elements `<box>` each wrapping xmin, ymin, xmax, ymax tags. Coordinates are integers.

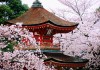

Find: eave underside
<box><xmin>44</xmin><ymin>52</ymin><xmax>89</xmax><ymax>67</ymax></box>
<box><xmin>44</xmin><ymin>60</ymin><xmax>87</xmax><ymax>68</ymax></box>
<box><xmin>22</xmin><ymin>23</ymin><xmax>77</xmax><ymax>34</ymax></box>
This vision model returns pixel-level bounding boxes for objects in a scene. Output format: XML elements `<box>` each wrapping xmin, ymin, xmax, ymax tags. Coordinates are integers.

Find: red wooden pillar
<box><xmin>50</xmin><ymin>36</ymin><xmax>53</xmax><ymax>48</ymax></box>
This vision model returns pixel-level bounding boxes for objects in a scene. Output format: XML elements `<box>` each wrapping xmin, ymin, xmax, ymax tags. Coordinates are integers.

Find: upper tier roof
<box><xmin>7</xmin><ymin>0</ymin><xmax>78</xmax><ymax>27</ymax></box>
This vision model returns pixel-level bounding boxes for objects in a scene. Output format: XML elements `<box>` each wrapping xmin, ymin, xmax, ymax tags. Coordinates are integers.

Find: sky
<box><xmin>21</xmin><ymin>0</ymin><xmax>67</xmax><ymax>11</ymax></box>
<box><xmin>21</xmin><ymin>0</ymin><xmax>100</xmax><ymax>11</ymax></box>
<box><xmin>21</xmin><ymin>0</ymin><xmax>100</xmax><ymax>19</ymax></box>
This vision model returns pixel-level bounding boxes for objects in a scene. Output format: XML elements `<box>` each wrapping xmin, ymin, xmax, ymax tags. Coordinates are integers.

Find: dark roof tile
<box><xmin>7</xmin><ymin>7</ymin><xmax>78</xmax><ymax>27</ymax></box>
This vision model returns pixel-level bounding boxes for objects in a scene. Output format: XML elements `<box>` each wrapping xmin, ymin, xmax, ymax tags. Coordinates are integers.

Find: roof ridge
<box><xmin>32</xmin><ymin>0</ymin><xmax>43</xmax><ymax>8</ymax></box>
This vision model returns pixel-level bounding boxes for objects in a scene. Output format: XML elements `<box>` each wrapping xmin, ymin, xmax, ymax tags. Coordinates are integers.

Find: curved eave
<box><xmin>44</xmin><ymin>58</ymin><xmax>89</xmax><ymax>63</ymax></box>
<box><xmin>44</xmin><ymin>59</ymin><xmax>88</xmax><ymax>67</ymax></box>
<box><xmin>6</xmin><ymin>21</ymin><xmax>77</xmax><ymax>35</ymax></box>
<box><xmin>6</xmin><ymin>20</ymin><xmax>78</xmax><ymax>28</ymax></box>
<box><xmin>23</xmin><ymin>20</ymin><xmax>79</xmax><ymax>27</ymax></box>
<box><xmin>43</xmin><ymin>52</ymin><xmax>89</xmax><ymax>64</ymax></box>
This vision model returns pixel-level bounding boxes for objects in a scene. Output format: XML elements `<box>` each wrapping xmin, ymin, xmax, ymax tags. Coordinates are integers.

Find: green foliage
<box><xmin>0</xmin><ymin>5</ymin><xmax>13</xmax><ymax>23</ymax></box>
<box><xmin>22</xmin><ymin>4</ymin><xmax>29</xmax><ymax>11</ymax></box>
<box><xmin>0</xmin><ymin>0</ymin><xmax>29</xmax><ymax>24</ymax></box>
<box><xmin>6</xmin><ymin>0</ymin><xmax>29</xmax><ymax>19</ymax></box>
<box><xmin>1</xmin><ymin>41</ymin><xmax>18</xmax><ymax>52</ymax></box>
<box><xmin>0</xmin><ymin>37</ymin><xmax>18</xmax><ymax>52</ymax></box>
<box><xmin>2</xmin><ymin>42</ymin><xmax>14</xmax><ymax>52</ymax></box>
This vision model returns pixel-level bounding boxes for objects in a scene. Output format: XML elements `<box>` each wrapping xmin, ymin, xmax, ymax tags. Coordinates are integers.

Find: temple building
<box><xmin>6</xmin><ymin>0</ymin><xmax>88</xmax><ymax>70</ymax></box>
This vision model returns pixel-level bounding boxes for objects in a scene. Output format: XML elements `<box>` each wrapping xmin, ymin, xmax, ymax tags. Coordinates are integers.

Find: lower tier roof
<box><xmin>43</xmin><ymin>52</ymin><xmax>89</xmax><ymax>63</ymax></box>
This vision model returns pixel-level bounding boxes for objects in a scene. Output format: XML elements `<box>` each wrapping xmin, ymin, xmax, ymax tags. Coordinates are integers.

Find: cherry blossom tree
<box><xmin>54</xmin><ymin>14</ymin><xmax>100</xmax><ymax>70</ymax></box>
<box><xmin>58</xmin><ymin>0</ymin><xmax>100</xmax><ymax>24</ymax></box>
<box><xmin>53</xmin><ymin>1</ymin><xmax>100</xmax><ymax>69</ymax></box>
<box><xmin>0</xmin><ymin>23</ymin><xmax>55</xmax><ymax>70</ymax></box>
<box><xmin>53</xmin><ymin>13</ymin><xmax>100</xmax><ymax>70</ymax></box>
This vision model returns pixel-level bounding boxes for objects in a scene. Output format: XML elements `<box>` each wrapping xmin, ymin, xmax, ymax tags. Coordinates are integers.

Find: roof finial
<box><xmin>32</xmin><ymin>0</ymin><xmax>43</xmax><ymax>8</ymax></box>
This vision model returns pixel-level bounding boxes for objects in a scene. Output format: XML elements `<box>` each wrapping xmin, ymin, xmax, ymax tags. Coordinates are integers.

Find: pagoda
<box><xmin>6</xmin><ymin>0</ymin><xmax>88</xmax><ymax>70</ymax></box>
<box><xmin>6</xmin><ymin>0</ymin><xmax>78</xmax><ymax>48</ymax></box>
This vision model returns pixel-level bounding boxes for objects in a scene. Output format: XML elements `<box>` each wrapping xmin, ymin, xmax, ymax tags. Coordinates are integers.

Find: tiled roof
<box><xmin>44</xmin><ymin>52</ymin><xmax>89</xmax><ymax>63</ymax></box>
<box><xmin>7</xmin><ymin>7</ymin><xmax>78</xmax><ymax>27</ymax></box>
